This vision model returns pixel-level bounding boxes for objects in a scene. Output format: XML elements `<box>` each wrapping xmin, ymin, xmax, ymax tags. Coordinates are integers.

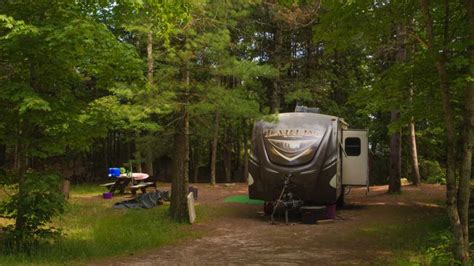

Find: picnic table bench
<box><xmin>100</xmin><ymin>173</ymin><xmax>156</xmax><ymax>195</ymax></box>
<box><xmin>100</xmin><ymin>178</ymin><xmax>132</xmax><ymax>195</ymax></box>
<box><xmin>130</xmin><ymin>181</ymin><xmax>157</xmax><ymax>196</ymax></box>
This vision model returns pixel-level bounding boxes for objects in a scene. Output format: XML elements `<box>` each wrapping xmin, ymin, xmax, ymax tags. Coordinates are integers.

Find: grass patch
<box><xmin>354</xmin><ymin>208</ymin><xmax>453</xmax><ymax>265</ymax></box>
<box><xmin>0</xmin><ymin>189</ymin><xmax>204</xmax><ymax>265</ymax></box>
<box><xmin>223</xmin><ymin>195</ymin><xmax>264</xmax><ymax>205</ymax></box>
<box><xmin>69</xmin><ymin>183</ymin><xmax>106</xmax><ymax>195</ymax></box>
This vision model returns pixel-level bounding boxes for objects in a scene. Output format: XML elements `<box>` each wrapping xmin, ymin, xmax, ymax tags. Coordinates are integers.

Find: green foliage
<box><xmin>419</xmin><ymin>159</ymin><xmax>446</xmax><ymax>185</ymax></box>
<box><xmin>0</xmin><ymin>0</ymin><xmax>470</xmax><ymax>259</ymax></box>
<box><xmin>0</xmin><ymin>0</ymin><xmax>146</xmax><ymax>253</ymax></box>
<box><xmin>0</xmin><ymin>1</ymin><xmax>144</xmax><ymax>156</ymax></box>
<box><xmin>0</xmin><ymin>171</ymin><xmax>65</xmax><ymax>253</ymax></box>
<box><xmin>118</xmin><ymin>0</ymin><xmax>191</xmax><ymax>43</ymax></box>
<box><xmin>421</xmin><ymin>232</ymin><xmax>454</xmax><ymax>265</ymax></box>
<box><xmin>0</xmin><ymin>188</ymin><xmax>202</xmax><ymax>264</ymax></box>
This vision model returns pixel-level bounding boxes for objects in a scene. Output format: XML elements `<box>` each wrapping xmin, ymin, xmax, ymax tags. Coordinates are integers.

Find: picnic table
<box><xmin>101</xmin><ymin>173</ymin><xmax>156</xmax><ymax>195</ymax></box>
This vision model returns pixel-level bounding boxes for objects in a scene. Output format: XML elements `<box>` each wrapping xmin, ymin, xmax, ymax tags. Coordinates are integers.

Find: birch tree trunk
<box><xmin>409</xmin><ymin>119</ymin><xmax>421</xmax><ymax>185</ymax></box>
<box><xmin>144</xmin><ymin>30</ymin><xmax>154</xmax><ymax>177</ymax></box>
<box><xmin>147</xmin><ymin>31</ymin><xmax>153</xmax><ymax>84</ymax></box>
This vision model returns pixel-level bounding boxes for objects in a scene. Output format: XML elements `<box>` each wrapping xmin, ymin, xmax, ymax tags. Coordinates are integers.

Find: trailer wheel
<box><xmin>263</xmin><ymin>201</ymin><xmax>274</xmax><ymax>215</ymax></box>
<box><xmin>336</xmin><ymin>186</ymin><xmax>345</xmax><ymax>208</ymax></box>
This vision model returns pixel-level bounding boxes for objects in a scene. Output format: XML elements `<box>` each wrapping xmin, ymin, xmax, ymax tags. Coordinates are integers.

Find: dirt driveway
<box><xmin>98</xmin><ymin>183</ymin><xmax>445</xmax><ymax>265</ymax></box>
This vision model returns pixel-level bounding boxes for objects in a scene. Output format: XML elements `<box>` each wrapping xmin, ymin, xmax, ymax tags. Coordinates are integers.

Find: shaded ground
<box><xmin>94</xmin><ymin>183</ymin><xmax>445</xmax><ymax>265</ymax></box>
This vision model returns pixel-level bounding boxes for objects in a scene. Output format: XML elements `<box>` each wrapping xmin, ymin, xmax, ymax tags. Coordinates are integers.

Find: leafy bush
<box><xmin>0</xmin><ymin>170</ymin><xmax>65</xmax><ymax>253</ymax></box>
<box><xmin>419</xmin><ymin>159</ymin><xmax>446</xmax><ymax>184</ymax></box>
<box><xmin>423</xmin><ymin>232</ymin><xmax>454</xmax><ymax>265</ymax></box>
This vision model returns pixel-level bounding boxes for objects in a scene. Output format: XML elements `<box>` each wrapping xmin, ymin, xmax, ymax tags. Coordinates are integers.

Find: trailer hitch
<box><xmin>270</xmin><ymin>173</ymin><xmax>302</xmax><ymax>224</ymax></box>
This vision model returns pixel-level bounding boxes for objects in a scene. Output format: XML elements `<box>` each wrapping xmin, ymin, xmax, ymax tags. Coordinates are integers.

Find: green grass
<box><xmin>69</xmin><ymin>183</ymin><xmax>106</xmax><ymax>195</ymax></box>
<box><xmin>354</xmin><ymin>210</ymin><xmax>454</xmax><ymax>265</ymax></box>
<box><xmin>0</xmin><ymin>186</ymin><xmax>204</xmax><ymax>265</ymax></box>
<box><xmin>223</xmin><ymin>195</ymin><xmax>264</xmax><ymax>205</ymax></box>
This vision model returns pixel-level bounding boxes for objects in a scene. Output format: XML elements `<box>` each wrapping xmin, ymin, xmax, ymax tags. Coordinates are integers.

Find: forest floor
<box><xmin>93</xmin><ymin>183</ymin><xmax>447</xmax><ymax>265</ymax></box>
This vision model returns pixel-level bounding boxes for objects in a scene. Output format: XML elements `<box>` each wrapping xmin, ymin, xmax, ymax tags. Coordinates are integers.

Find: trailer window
<box><xmin>345</xmin><ymin>137</ymin><xmax>361</xmax><ymax>156</ymax></box>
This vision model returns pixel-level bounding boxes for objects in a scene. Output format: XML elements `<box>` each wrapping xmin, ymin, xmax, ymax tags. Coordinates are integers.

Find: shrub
<box><xmin>419</xmin><ymin>159</ymin><xmax>446</xmax><ymax>184</ymax></box>
<box><xmin>0</xmin><ymin>170</ymin><xmax>65</xmax><ymax>253</ymax></box>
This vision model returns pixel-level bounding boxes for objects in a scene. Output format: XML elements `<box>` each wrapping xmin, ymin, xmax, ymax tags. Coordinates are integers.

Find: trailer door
<box><xmin>342</xmin><ymin>130</ymin><xmax>369</xmax><ymax>186</ymax></box>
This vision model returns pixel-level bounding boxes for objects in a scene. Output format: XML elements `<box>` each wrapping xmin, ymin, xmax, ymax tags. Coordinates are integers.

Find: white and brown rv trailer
<box><xmin>248</xmin><ymin>112</ymin><xmax>368</xmax><ymax>220</ymax></box>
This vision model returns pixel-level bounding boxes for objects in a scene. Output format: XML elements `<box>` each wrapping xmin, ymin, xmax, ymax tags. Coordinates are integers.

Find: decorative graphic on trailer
<box><xmin>264</xmin><ymin>128</ymin><xmax>323</xmax><ymax>162</ymax></box>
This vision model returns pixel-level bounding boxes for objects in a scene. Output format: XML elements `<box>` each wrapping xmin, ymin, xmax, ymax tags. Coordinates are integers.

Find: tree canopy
<box><xmin>0</xmin><ymin>0</ymin><xmax>472</xmax><ymax>262</ymax></box>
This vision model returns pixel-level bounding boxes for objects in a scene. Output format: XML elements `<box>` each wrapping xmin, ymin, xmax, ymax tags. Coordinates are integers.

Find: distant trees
<box><xmin>0</xmin><ymin>0</ymin><xmax>471</xmax><ymax>259</ymax></box>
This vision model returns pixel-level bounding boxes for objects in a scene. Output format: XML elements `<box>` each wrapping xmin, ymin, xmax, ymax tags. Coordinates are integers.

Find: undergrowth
<box><xmin>0</xmin><ymin>185</ymin><xmax>204</xmax><ymax>265</ymax></box>
<box><xmin>358</xmin><ymin>209</ymin><xmax>455</xmax><ymax>265</ymax></box>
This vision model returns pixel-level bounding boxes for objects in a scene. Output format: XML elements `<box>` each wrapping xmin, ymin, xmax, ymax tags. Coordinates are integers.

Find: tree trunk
<box><xmin>271</xmin><ymin>27</ymin><xmax>282</xmax><ymax>113</ymax></box>
<box><xmin>170</xmin><ymin>66</ymin><xmax>190</xmax><ymax>221</ymax></box>
<box><xmin>408</xmin><ymin>69</ymin><xmax>421</xmax><ymax>186</ymax></box>
<box><xmin>388</xmin><ymin>24</ymin><xmax>405</xmax><ymax>193</ymax></box>
<box><xmin>210</xmin><ymin>111</ymin><xmax>219</xmax><ymax>186</ymax></box>
<box><xmin>243</xmin><ymin>120</ymin><xmax>249</xmax><ymax>183</ymax></box>
<box><xmin>409</xmin><ymin>120</ymin><xmax>421</xmax><ymax>185</ymax></box>
<box><xmin>14</xmin><ymin>129</ymin><xmax>27</xmax><ymax>250</ymax></box>
<box><xmin>388</xmin><ymin>110</ymin><xmax>401</xmax><ymax>193</ymax></box>
<box><xmin>0</xmin><ymin>144</ymin><xmax>6</xmax><ymax>167</ymax></box>
<box><xmin>459</xmin><ymin>65</ymin><xmax>473</xmax><ymax>262</ymax></box>
<box><xmin>135</xmin><ymin>151</ymin><xmax>142</xmax><ymax>173</ymax></box>
<box><xmin>62</xmin><ymin>178</ymin><xmax>70</xmax><ymax>200</ymax></box>
<box><xmin>144</xmin><ymin>31</ymin><xmax>154</xmax><ymax>177</ymax></box>
<box><xmin>147</xmin><ymin>31</ymin><xmax>154</xmax><ymax>84</ymax></box>
<box><xmin>145</xmin><ymin>150</ymin><xmax>154</xmax><ymax>177</ymax></box>
<box><xmin>191</xmin><ymin>146</ymin><xmax>199</xmax><ymax>183</ymax></box>
<box><xmin>458</xmin><ymin>0</ymin><xmax>474</xmax><ymax>259</ymax></box>
<box><xmin>193</xmin><ymin>160</ymin><xmax>199</xmax><ymax>184</ymax></box>
<box><xmin>420</xmin><ymin>0</ymin><xmax>469</xmax><ymax>262</ymax></box>
<box><xmin>223</xmin><ymin>129</ymin><xmax>232</xmax><ymax>183</ymax></box>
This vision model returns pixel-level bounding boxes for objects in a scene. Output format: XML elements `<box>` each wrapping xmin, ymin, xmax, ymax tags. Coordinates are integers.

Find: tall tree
<box><xmin>419</xmin><ymin>0</ymin><xmax>471</xmax><ymax>262</ymax></box>
<box><xmin>459</xmin><ymin>0</ymin><xmax>474</xmax><ymax>260</ymax></box>
<box><xmin>210</xmin><ymin>111</ymin><xmax>219</xmax><ymax>186</ymax></box>
<box><xmin>170</xmin><ymin>60</ymin><xmax>190</xmax><ymax>221</ymax></box>
<box><xmin>388</xmin><ymin>24</ymin><xmax>406</xmax><ymax>194</ymax></box>
<box><xmin>0</xmin><ymin>1</ymin><xmax>143</xmax><ymax>250</ymax></box>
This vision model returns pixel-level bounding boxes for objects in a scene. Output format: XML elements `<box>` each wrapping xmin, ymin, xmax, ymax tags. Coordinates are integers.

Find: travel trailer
<box><xmin>248</xmin><ymin>111</ymin><xmax>368</xmax><ymax>221</ymax></box>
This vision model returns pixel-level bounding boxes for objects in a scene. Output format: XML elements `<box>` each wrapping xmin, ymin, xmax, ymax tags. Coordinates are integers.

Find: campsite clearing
<box><xmin>95</xmin><ymin>183</ymin><xmax>447</xmax><ymax>265</ymax></box>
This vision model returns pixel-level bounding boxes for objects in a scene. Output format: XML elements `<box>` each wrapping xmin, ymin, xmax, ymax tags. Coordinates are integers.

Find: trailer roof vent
<box><xmin>295</xmin><ymin>104</ymin><xmax>320</xmax><ymax>113</ymax></box>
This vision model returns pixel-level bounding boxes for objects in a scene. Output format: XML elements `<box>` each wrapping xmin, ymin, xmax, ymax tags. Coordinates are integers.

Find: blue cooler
<box><xmin>108</xmin><ymin>168</ymin><xmax>121</xmax><ymax>178</ymax></box>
